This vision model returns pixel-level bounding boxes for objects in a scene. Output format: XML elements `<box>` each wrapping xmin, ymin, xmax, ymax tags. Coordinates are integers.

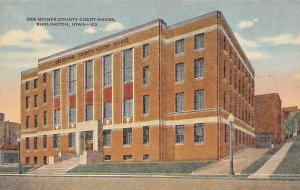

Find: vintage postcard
<box><xmin>0</xmin><ymin>0</ymin><xmax>299</xmax><ymax>189</ymax></box>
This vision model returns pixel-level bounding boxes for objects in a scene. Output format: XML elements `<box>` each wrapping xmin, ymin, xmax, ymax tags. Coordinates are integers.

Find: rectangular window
<box><xmin>104</xmin><ymin>102</ymin><xmax>112</xmax><ymax>119</ymax></box>
<box><xmin>175</xmin><ymin>39</ymin><xmax>184</xmax><ymax>54</ymax></box>
<box><xmin>25</xmin><ymin>81</ymin><xmax>30</xmax><ymax>91</ymax></box>
<box><xmin>26</xmin><ymin>116</ymin><xmax>29</xmax><ymax>129</ymax></box>
<box><xmin>230</xmin><ymin>65</ymin><xmax>232</xmax><ymax>85</ymax></box>
<box><xmin>85</xmin><ymin>105</ymin><xmax>93</xmax><ymax>121</ymax></box>
<box><xmin>34</xmin><ymin>79</ymin><xmax>38</xmax><ymax>89</ymax></box>
<box><xmin>26</xmin><ymin>137</ymin><xmax>30</xmax><ymax>149</ymax></box>
<box><xmin>194</xmin><ymin>89</ymin><xmax>204</xmax><ymax>110</ymax></box>
<box><xmin>123</xmin><ymin>155</ymin><xmax>132</xmax><ymax>161</ymax></box>
<box><xmin>194</xmin><ymin>58</ymin><xmax>204</xmax><ymax>78</ymax></box>
<box><xmin>223</xmin><ymin>91</ymin><xmax>226</xmax><ymax>109</ymax></box>
<box><xmin>69</xmin><ymin>108</ymin><xmax>76</xmax><ymax>123</ymax></box>
<box><xmin>224</xmin><ymin>61</ymin><xmax>226</xmax><ymax>79</ymax></box>
<box><xmin>69</xmin><ymin>65</ymin><xmax>76</xmax><ymax>93</ymax></box>
<box><xmin>103</xmin><ymin>129</ymin><xmax>111</xmax><ymax>146</ymax></box>
<box><xmin>175</xmin><ymin>63</ymin><xmax>184</xmax><ymax>82</ymax></box>
<box><xmin>26</xmin><ymin>96</ymin><xmax>30</xmax><ymax>109</ymax></box>
<box><xmin>143</xmin><ymin>43</ymin><xmax>149</xmax><ymax>58</ymax></box>
<box><xmin>43</xmin><ymin>156</ymin><xmax>47</xmax><ymax>165</ymax></box>
<box><xmin>143</xmin><ymin>95</ymin><xmax>149</xmax><ymax>115</ymax></box>
<box><xmin>43</xmin><ymin>90</ymin><xmax>47</xmax><ymax>103</ymax></box>
<box><xmin>53</xmin><ymin>134</ymin><xmax>59</xmax><ymax>148</ymax></box>
<box><xmin>194</xmin><ymin>33</ymin><xmax>204</xmax><ymax>49</ymax></box>
<box><xmin>123</xmin><ymin>128</ymin><xmax>132</xmax><ymax>145</ymax></box>
<box><xmin>104</xmin><ymin>155</ymin><xmax>111</xmax><ymax>161</ymax></box>
<box><xmin>123</xmin><ymin>98</ymin><xmax>133</xmax><ymax>117</ymax></box>
<box><xmin>143</xmin><ymin>126</ymin><xmax>149</xmax><ymax>144</ymax></box>
<box><xmin>34</xmin><ymin>95</ymin><xmax>38</xmax><ymax>107</ymax></box>
<box><xmin>34</xmin><ymin>114</ymin><xmax>38</xmax><ymax>128</ymax></box>
<box><xmin>175</xmin><ymin>92</ymin><xmax>184</xmax><ymax>112</ymax></box>
<box><xmin>43</xmin><ymin>73</ymin><xmax>47</xmax><ymax>83</ymax></box>
<box><xmin>143</xmin><ymin>154</ymin><xmax>150</xmax><ymax>160</ymax></box>
<box><xmin>85</xmin><ymin>60</ymin><xmax>93</xmax><ymax>90</ymax></box>
<box><xmin>43</xmin><ymin>111</ymin><xmax>47</xmax><ymax>126</ymax></box>
<box><xmin>68</xmin><ymin>133</ymin><xmax>75</xmax><ymax>148</ymax></box>
<box><xmin>53</xmin><ymin>110</ymin><xmax>60</xmax><ymax>125</ymax></box>
<box><xmin>123</xmin><ymin>49</ymin><xmax>133</xmax><ymax>82</ymax></box>
<box><xmin>175</xmin><ymin>125</ymin><xmax>184</xmax><ymax>144</ymax></box>
<box><xmin>53</xmin><ymin>69</ymin><xmax>60</xmax><ymax>96</ymax></box>
<box><xmin>194</xmin><ymin>123</ymin><xmax>204</xmax><ymax>144</ymax></box>
<box><xmin>103</xmin><ymin>55</ymin><xmax>112</xmax><ymax>87</ymax></box>
<box><xmin>34</xmin><ymin>157</ymin><xmax>38</xmax><ymax>164</ymax></box>
<box><xmin>225</xmin><ymin>125</ymin><xmax>228</xmax><ymax>142</ymax></box>
<box><xmin>43</xmin><ymin>135</ymin><xmax>47</xmax><ymax>149</ymax></box>
<box><xmin>34</xmin><ymin>137</ymin><xmax>38</xmax><ymax>149</ymax></box>
<box><xmin>143</xmin><ymin>66</ymin><xmax>149</xmax><ymax>85</ymax></box>
<box><xmin>26</xmin><ymin>157</ymin><xmax>30</xmax><ymax>165</ymax></box>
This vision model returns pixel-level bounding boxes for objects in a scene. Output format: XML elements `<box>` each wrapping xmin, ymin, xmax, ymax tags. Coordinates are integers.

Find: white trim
<box><xmin>20</xmin><ymin>115</ymin><xmax>255</xmax><ymax>138</ymax></box>
<box><xmin>35</xmin><ymin>37</ymin><xmax>159</xmax><ymax>76</ymax></box>
<box><xmin>21</xmin><ymin>76</ymin><xmax>38</xmax><ymax>83</ymax></box>
<box><xmin>38</xmin><ymin>23</ymin><xmax>160</xmax><ymax>64</ymax></box>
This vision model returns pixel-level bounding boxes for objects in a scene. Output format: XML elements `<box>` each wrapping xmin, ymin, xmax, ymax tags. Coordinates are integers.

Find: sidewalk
<box><xmin>192</xmin><ymin>148</ymin><xmax>269</xmax><ymax>175</ymax></box>
<box><xmin>248</xmin><ymin>142</ymin><xmax>293</xmax><ymax>179</ymax></box>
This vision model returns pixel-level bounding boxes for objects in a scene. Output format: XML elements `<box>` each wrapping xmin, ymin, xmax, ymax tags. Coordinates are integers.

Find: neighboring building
<box><xmin>0</xmin><ymin>113</ymin><xmax>20</xmax><ymax>163</ymax></box>
<box><xmin>254</xmin><ymin>93</ymin><xmax>284</xmax><ymax>148</ymax></box>
<box><xmin>282</xmin><ymin>106</ymin><xmax>300</xmax><ymax>138</ymax></box>
<box><xmin>20</xmin><ymin>11</ymin><xmax>255</xmax><ymax>166</ymax></box>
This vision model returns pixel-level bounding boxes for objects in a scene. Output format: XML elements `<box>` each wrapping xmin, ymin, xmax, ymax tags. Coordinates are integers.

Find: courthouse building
<box><xmin>20</xmin><ymin>11</ymin><xmax>255</xmax><ymax>165</ymax></box>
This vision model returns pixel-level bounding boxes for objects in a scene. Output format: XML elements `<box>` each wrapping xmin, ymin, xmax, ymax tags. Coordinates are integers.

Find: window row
<box><xmin>175</xmin><ymin>90</ymin><xmax>204</xmax><ymax>112</ymax></box>
<box><xmin>104</xmin><ymin>154</ymin><xmax>150</xmax><ymax>161</ymax></box>
<box><xmin>175</xmin><ymin>123</ymin><xmax>204</xmax><ymax>144</ymax></box>
<box><xmin>103</xmin><ymin>126</ymin><xmax>149</xmax><ymax>147</ymax></box>
<box><xmin>25</xmin><ymin>133</ymin><xmax>75</xmax><ymax>150</ymax></box>
<box><xmin>175</xmin><ymin>33</ymin><xmax>204</xmax><ymax>54</ymax></box>
<box><xmin>175</xmin><ymin>58</ymin><xmax>204</xmax><ymax>82</ymax></box>
<box><xmin>25</xmin><ymin>73</ymin><xmax>47</xmax><ymax>91</ymax></box>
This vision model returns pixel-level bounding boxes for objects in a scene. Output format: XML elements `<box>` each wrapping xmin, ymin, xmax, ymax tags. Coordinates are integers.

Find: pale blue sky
<box><xmin>0</xmin><ymin>0</ymin><xmax>299</xmax><ymax>122</ymax></box>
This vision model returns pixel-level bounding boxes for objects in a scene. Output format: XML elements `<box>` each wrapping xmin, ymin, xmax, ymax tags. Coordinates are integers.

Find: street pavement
<box><xmin>192</xmin><ymin>148</ymin><xmax>269</xmax><ymax>175</ymax></box>
<box><xmin>0</xmin><ymin>175</ymin><xmax>299</xmax><ymax>190</ymax></box>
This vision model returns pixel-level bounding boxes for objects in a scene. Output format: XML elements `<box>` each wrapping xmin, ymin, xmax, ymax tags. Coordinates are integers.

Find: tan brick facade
<box><xmin>20</xmin><ymin>11</ymin><xmax>255</xmax><ymax>166</ymax></box>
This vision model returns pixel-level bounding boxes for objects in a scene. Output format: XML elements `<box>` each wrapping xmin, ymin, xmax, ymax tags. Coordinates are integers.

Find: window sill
<box><xmin>142</xmin><ymin>84</ymin><xmax>149</xmax><ymax>87</ymax></box>
<box><xmin>103</xmin><ymin>85</ymin><xmax>112</xmax><ymax>89</ymax></box>
<box><xmin>68</xmin><ymin>92</ymin><xmax>76</xmax><ymax>96</ymax></box>
<box><xmin>104</xmin><ymin>145</ymin><xmax>111</xmax><ymax>148</ymax></box>
<box><xmin>194</xmin><ymin>47</ymin><xmax>204</xmax><ymax>52</ymax></box>
<box><xmin>143</xmin><ymin>113</ymin><xmax>149</xmax><ymax>117</ymax></box>
<box><xmin>142</xmin><ymin>57</ymin><xmax>149</xmax><ymax>60</ymax></box>
<box><xmin>143</xmin><ymin>143</ymin><xmax>149</xmax><ymax>146</ymax></box>
<box><xmin>194</xmin><ymin>142</ymin><xmax>204</xmax><ymax>145</ymax></box>
<box><xmin>123</xmin><ymin>145</ymin><xmax>132</xmax><ymax>147</ymax></box>
<box><xmin>175</xmin><ymin>81</ymin><xmax>184</xmax><ymax>84</ymax></box>
<box><xmin>194</xmin><ymin>77</ymin><xmax>204</xmax><ymax>80</ymax></box>
<box><xmin>85</xmin><ymin>88</ymin><xmax>93</xmax><ymax>92</ymax></box>
<box><xmin>175</xmin><ymin>143</ymin><xmax>184</xmax><ymax>145</ymax></box>
<box><xmin>123</xmin><ymin>80</ymin><xmax>133</xmax><ymax>84</ymax></box>
<box><xmin>175</xmin><ymin>52</ymin><xmax>184</xmax><ymax>56</ymax></box>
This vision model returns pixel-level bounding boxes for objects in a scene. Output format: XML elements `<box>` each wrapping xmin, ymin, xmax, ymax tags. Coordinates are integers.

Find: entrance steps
<box><xmin>29</xmin><ymin>156</ymin><xmax>79</xmax><ymax>175</ymax></box>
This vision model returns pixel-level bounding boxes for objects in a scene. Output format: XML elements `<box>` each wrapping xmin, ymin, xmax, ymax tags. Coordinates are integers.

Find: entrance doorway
<box><xmin>84</xmin><ymin>131</ymin><xmax>93</xmax><ymax>150</ymax></box>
